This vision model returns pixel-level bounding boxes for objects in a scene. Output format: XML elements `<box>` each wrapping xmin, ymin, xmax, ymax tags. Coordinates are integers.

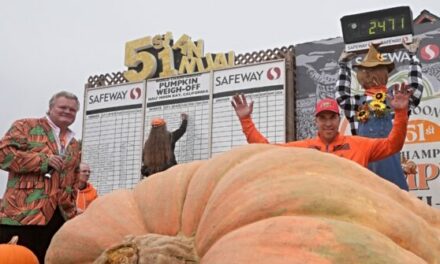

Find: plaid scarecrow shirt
<box><xmin>335</xmin><ymin>53</ymin><xmax>423</xmax><ymax>135</ymax></box>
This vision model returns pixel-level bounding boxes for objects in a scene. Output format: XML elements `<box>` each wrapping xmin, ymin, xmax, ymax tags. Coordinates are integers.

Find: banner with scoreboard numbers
<box><xmin>145</xmin><ymin>72</ymin><xmax>211</xmax><ymax>163</ymax></box>
<box><xmin>211</xmin><ymin>61</ymin><xmax>286</xmax><ymax>156</ymax></box>
<box><xmin>82</xmin><ymin>82</ymin><xmax>146</xmax><ymax>195</ymax></box>
<box><xmin>295</xmin><ymin>21</ymin><xmax>440</xmax><ymax>208</ymax></box>
<box><xmin>82</xmin><ymin>59</ymin><xmax>286</xmax><ymax>195</ymax></box>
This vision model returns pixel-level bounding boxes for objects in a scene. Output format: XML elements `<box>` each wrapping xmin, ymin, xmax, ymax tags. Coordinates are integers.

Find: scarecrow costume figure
<box><xmin>335</xmin><ymin>41</ymin><xmax>423</xmax><ymax>191</ymax></box>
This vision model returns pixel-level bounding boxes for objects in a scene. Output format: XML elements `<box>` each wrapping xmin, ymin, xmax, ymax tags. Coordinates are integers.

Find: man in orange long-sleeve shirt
<box><xmin>231</xmin><ymin>84</ymin><xmax>411</xmax><ymax>186</ymax></box>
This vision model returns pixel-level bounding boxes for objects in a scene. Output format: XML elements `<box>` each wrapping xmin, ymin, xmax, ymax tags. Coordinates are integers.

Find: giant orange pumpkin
<box><xmin>46</xmin><ymin>144</ymin><xmax>440</xmax><ymax>263</ymax></box>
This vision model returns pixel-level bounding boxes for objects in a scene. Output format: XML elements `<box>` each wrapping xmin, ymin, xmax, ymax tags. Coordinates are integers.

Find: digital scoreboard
<box><xmin>340</xmin><ymin>6</ymin><xmax>413</xmax><ymax>52</ymax></box>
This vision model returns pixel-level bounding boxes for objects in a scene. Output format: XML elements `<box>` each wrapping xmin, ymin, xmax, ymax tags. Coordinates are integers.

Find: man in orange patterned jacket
<box><xmin>0</xmin><ymin>91</ymin><xmax>81</xmax><ymax>263</ymax></box>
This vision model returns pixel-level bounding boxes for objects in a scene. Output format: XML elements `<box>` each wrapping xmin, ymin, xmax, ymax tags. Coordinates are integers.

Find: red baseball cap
<box><xmin>315</xmin><ymin>98</ymin><xmax>340</xmax><ymax>116</ymax></box>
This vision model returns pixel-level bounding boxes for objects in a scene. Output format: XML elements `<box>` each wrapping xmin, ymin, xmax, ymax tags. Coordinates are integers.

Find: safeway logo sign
<box><xmin>130</xmin><ymin>87</ymin><xmax>142</xmax><ymax>99</ymax></box>
<box><xmin>267</xmin><ymin>67</ymin><xmax>281</xmax><ymax>80</ymax></box>
<box><xmin>420</xmin><ymin>44</ymin><xmax>440</xmax><ymax>61</ymax></box>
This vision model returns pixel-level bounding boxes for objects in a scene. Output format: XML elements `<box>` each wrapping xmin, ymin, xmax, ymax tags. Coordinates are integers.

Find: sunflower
<box><xmin>356</xmin><ymin>109</ymin><xmax>370</xmax><ymax>122</ymax></box>
<box><xmin>356</xmin><ymin>104</ymin><xmax>370</xmax><ymax>122</ymax></box>
<box><xmin>374</xmin><ymin>92</ymin><xmax>387</xmax><ymax>102</ymax></box>
<box><xmin>369</xmin><ymin>100</ymin><xmax>387</xmax><ymax>117</ymax></box>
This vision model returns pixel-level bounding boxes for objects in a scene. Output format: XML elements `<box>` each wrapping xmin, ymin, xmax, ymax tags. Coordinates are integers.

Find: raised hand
<box><xmin>402</xmin><ymin>38</ymin><xmax>421</xmax><ymax>54</ymax></box>
<box><xmin>338</xmin><ymin>50</ymin><xmax>356</xmax><ymax>63</ymax></box>
<box><xmin>231</xmin><ymin>93</ymin><xmax>253</xmax><ymax>118</ymax></box>
<box><xmin>389</xmin><ymin>82</ymin><xmax>412</xmax><ymax>111</ymax></box>
<box><xmin>181</xmin><ymin>113</ymin><xmax>188</xmax><ymax>120</ymax></box>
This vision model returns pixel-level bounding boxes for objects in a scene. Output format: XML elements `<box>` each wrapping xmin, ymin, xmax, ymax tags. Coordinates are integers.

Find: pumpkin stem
<box><xmin>94</xmin><ymin>234</ymin><xmax>198</xmax><ymax>264</ymax></box>
<box><xmin>8</xmin><ymin>236</ymin><xmax>19</xmax><ymax>245</ymax></box>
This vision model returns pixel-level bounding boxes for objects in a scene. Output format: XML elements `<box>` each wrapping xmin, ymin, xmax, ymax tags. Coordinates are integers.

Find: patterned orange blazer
<box><xmin>0</xmin><ymin>117</ymin><xmax>81</xmax><ymax>225</ymax></box>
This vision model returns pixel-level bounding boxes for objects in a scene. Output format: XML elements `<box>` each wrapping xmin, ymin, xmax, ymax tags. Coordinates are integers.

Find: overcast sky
<box><xmin>1</xmin><ymin>0</ymin><xmax>439</xmax><ymax>193</ymax></box>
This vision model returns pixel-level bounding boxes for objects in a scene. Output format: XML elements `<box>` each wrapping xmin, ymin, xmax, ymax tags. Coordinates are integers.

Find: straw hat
<box><xmin>353</xmin><ymin>44</ymin><xmax>395</xmax><ymax>72</ymax></box>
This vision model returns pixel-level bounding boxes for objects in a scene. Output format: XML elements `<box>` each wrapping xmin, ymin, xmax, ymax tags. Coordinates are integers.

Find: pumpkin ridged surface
<box><xmin>133</xmin><ymin>160</ymin><xmax>204</xmax><ymax>236</ymax></box>
<box><xmin>46</xmin><ymin>144</ymin><xmax>440</xmax><ymax>264</ymax></box>
<box><xmin>202</xmin><ymin>216</ymin><xmax>426</xmax><ymax>264</ymax></box>
<box><xmin>194</xmin><ymin>146</ymin><xmax>440</xmax><ymax>262</ymax></box>
<box><xmin>181</xmin><ymin>145</ymin><xmax>274</xmax><ymax>237</ymax></box>
<box><xmin>47</xmin><ymin>189</ymin><xmax>148</xmax><ymax>263</ymax></box>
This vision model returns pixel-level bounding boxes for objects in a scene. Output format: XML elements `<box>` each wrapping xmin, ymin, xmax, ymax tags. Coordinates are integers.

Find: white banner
<box><xmin>212</xmin><ymin>60</ymin><xmax>286</xmax><ymax>155</ymax></box>
<box><xmin>145</xmin><ymin>73</ymin><xmax>211</xmax><ymax>162</ymax></box>
<box><xmin>82</xmin><ymin>82</ymin><xmax>145</xmax><ymax>195</ymax></box>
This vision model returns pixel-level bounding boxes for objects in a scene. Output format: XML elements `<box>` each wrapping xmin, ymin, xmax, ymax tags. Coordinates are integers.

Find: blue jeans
<box><xmin>358</xmin><ymin>114</ymin><xmax>409</xmax><ymax>191</ymax></box>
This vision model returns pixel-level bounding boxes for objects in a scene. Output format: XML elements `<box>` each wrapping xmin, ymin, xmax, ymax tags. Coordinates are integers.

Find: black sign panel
<box><xmin>341</xmin><ymin>6</ymin><xmax>413</xmax><ymax>44</ymax></box>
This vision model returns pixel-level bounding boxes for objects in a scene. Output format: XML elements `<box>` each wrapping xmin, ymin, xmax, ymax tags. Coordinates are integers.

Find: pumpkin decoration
<box><xmin>0</xmin><ymin>236</ymin><xmax>39</xmax><ymax>264</ymax></box>
<box><xmin>46</xmin><ymin>144</ymin><xmax>440</xmax><ymax>263</ymax></box>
